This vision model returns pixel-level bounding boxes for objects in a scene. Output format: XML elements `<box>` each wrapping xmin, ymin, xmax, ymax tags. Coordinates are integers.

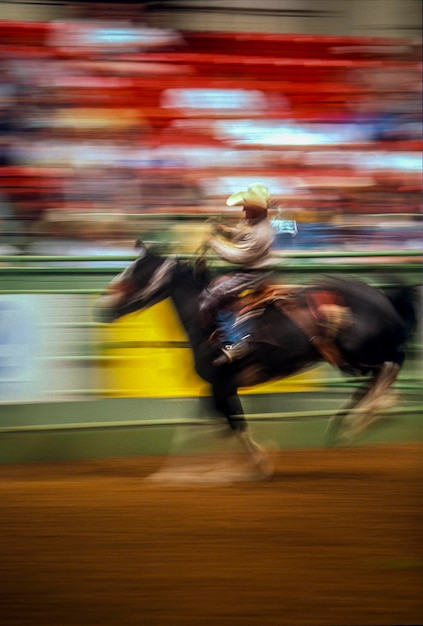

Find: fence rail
<box><xmin>0</xmin><ymin>250</ymin><xmax>421</xmax><ymax>407</ymax></box>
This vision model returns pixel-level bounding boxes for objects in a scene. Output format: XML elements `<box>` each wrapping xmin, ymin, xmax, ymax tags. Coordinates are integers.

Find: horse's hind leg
<box><xmin>325</xmin><ymin>384</ymin><xmax>370</xmax><ymax>447</ymax></box>
<box><xmin>327</xmin><ymin>361</ymin><xmax>400</xmax><ymax>446</ymax></box>
<box><xmin>354</xmin><ymin>361</ymin><xmax>400</xmax><ymax>415</ymax></box>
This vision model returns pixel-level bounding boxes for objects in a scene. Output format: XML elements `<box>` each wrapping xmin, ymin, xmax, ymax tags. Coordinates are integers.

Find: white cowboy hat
<box><xmin>226</xmin><ymin>183</ymin><xmax>270</xmax><ymax>210</ymax></box>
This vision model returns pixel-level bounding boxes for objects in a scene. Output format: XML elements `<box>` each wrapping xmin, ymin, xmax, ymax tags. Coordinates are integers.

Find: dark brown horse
<box><xmin>95</xmin><ymin>242</ymin><xmax>418</xmax><ymax>474</ymax></box>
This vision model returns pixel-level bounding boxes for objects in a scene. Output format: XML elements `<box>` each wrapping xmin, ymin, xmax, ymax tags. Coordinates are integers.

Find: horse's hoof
<box><xmin>325</xmin><ymin>416</ymin><xmax>347</xmax><ymax>447</ymax></box>
<box><xmin>251</xmin><ymin>451</ymin><xmax>274</xmax><ymax>479</ymax></box>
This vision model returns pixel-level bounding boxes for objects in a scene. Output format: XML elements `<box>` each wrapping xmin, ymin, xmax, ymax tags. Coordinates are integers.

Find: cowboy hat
<box><xmin>226</xmin><ymin>183</ymin><xmax>270</xmax><ymax>210</ymax></box>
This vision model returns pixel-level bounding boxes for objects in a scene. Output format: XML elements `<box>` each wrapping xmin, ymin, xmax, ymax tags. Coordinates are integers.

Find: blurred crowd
<box><xmin>0</xmin><ymin>2</ymin><xmax>421</xmax><ymax>258</ymax></box>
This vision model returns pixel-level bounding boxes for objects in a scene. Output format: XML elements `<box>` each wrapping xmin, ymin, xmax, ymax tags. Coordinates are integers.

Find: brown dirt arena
<box><xmin>0</xmin><ymin>443</ymin><xmax>422</xmax><ymax>626</ymax></box>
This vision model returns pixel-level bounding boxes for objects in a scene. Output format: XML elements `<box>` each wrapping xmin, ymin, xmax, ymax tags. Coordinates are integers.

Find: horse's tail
<box><xmin>380</xmin><ymin>281</ymin><xmax>420</xmax><ymax>341</ymax></box>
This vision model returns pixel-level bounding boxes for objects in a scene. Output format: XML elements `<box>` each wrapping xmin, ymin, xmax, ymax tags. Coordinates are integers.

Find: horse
<box><xmin>94</xmin><ymin>241</ymin><xmax>418</xmax><ymax>476</ymax></box>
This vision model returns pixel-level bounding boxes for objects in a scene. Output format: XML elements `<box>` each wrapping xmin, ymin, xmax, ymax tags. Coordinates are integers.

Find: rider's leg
<box><xmin>213</xmin><ymin>311</ymin><xmax>253</xmax><ymax>365</ymax></box>
<box><xmin>199</xmin><ymin>271</ymin><xmax>266</xmax><ymax>366</ymax></box>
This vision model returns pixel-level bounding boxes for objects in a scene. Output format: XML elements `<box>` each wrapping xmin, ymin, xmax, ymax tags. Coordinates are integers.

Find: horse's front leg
<box><xmin>211</xmin><ymin>380</ymin><xmax>273</xmax><ymax>477</ymax></box>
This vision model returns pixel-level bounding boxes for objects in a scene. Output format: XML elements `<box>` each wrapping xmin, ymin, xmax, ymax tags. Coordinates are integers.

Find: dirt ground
<box><xmin>0</xmin><ymin>443</ymin><xmax>422</xmax><ymax>626</ymax></box>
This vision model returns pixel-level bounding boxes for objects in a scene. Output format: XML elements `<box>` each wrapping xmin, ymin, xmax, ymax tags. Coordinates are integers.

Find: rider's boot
<box><xmin>213</xmin><ymin>335</ymin><xmax>252</xmax><ymax>366</ymax></box>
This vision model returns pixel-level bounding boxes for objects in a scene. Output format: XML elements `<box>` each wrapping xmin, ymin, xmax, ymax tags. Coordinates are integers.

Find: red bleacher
<box><xmin>0</xmin><ymin>20</ymin><xmax>421</xmax><ymax>224</ymax></box>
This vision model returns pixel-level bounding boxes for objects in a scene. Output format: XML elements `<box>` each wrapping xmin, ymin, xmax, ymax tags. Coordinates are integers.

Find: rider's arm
<box><xmin>215</xmin><ymin>222</ymin><xmax>238</xmax><ymax>239</ymax></box>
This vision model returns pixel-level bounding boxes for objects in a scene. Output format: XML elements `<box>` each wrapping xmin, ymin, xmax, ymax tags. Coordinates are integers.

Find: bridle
<box><xmin>113</xmin><ymin>256</ymin><xmax>177</xmax><ymax>307</ymax></box>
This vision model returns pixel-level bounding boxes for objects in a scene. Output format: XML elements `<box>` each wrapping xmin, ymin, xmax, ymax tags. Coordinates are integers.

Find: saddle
<box><xmin>230</xmin><ymin>284</ymin><xmax>352</xmax><ymax>367</ymax></box>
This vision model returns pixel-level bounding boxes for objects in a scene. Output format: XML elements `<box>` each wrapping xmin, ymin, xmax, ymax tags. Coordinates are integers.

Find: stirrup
<box><xmin>213</xmin><ymin>347</ymin><xmax>233</xmax><ymax>366</ymax></box>
<box><xmin>213</xmin><ymin>338</ymin><xmax>252</xmax><ymax>366</ymax></box>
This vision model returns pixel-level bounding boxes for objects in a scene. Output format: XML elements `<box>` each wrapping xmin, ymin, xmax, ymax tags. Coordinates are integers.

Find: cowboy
<box><xmin>199</xmin><ymin>183</ymin><xmax>275</xmax><ymax>365</ymax></box>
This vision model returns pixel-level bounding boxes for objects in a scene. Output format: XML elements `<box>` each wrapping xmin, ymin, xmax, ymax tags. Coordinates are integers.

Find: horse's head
<box><xmin>94</xmin><ymin>240</ymin><xmax>177</xmax><ymax>322</ymax></box>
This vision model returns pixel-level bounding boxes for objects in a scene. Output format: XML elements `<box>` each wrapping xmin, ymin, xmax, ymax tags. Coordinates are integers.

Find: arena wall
<box><xmin>0</xmin><ymin>256</ymin><xmax>421</xmax><ymax>463</ymax></box>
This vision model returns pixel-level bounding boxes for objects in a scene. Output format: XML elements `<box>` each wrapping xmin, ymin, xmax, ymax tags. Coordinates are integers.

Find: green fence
<box><xmin>0</xmin><ymin>249</ymin><xmax>422</xmax><ymax>463</ymax></box>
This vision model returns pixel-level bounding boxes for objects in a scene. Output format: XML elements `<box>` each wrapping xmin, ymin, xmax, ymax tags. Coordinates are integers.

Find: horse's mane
<box><xmin>174</xmin><ymin>256</ymin><xmax>212</xmax><ymax>292</ymax></box>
